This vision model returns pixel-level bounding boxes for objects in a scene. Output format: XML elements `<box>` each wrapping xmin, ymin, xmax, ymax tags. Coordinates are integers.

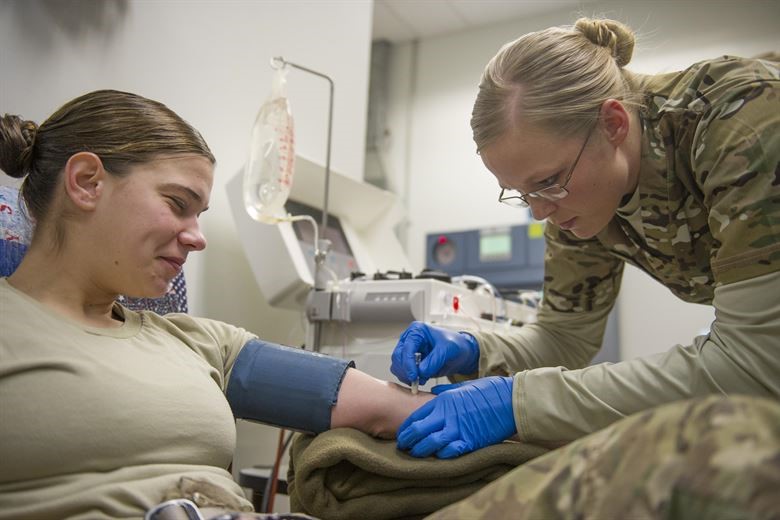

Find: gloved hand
<box><xmin>396</xmin><ymin>376</ymin><xmax>516</xmax><ymax>459</ymax></box>
<box><xmin>390</xmin><ymin>321</ymin><xmax>479</xmax><ymax>386</ymax></box>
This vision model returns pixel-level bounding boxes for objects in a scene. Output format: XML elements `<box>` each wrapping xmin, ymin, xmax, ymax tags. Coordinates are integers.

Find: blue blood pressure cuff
<box><xmin>225</xmin><ymin>339</ymin><xmax>355</xmax><ymax>434</ymax></box>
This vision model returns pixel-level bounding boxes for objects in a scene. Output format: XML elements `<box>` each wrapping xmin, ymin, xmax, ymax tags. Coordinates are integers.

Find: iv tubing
<box><xmin>284</xmin><ymin>214</ymin><xmax>339</xmax><ymax>286</ymax></box>
<box><xmin>452</xmin><ymin>274</ymin><xmax>506</xmax><ymax>322</ymax></box>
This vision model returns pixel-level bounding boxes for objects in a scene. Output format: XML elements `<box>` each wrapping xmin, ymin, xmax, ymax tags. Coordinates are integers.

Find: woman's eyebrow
<box><xmin>160</xmin><ymin>183</ymin><xmax>209</xmax><ymax>211</ymax></box>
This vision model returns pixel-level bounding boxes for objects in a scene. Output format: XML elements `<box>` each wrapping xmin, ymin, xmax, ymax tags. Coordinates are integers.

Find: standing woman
<box><xmin>0</xmin><ymin>90</ymin><xmax>431</xmax><ymax>519</ymax></box>
<box><xmin>391</xmin><ymin>17</ymin><xmax>780</xmax><ymax>510</ymax></box>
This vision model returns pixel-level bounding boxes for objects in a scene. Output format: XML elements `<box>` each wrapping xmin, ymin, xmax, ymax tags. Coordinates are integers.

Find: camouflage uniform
<box><xmin>469</xmin><ymin>56</ymin><xmax>780</xmax><ymax>444</ymax></box>
<box><xmin>426</xmin><ymin>395</ymin><xmax>780</xmax><ymax>519</ymax></box>
<box><xmin>454</xmin><ymin>56</ymin><xmax>780</xmax><ymax>516</ymax></box>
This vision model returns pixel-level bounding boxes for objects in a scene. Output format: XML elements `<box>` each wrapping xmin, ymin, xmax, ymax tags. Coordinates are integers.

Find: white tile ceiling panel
<box><xmin>373</xmin><ymin>0</ymin><xmax>595</xmax><ymax>42</ymax></box>
<box><xmin>379</xmin><ymin>0</ymin><xmax>468</xmax><ymax>40</ymax></box>
<box><xmin>450</xmin><ymin>0</ymin><xmax>584</xmax><ymax>26</ymax></box>
<box><xmin>373</xmin><ymin>0</ymin><xmax>418</xmax><ymax>42</ymax></box>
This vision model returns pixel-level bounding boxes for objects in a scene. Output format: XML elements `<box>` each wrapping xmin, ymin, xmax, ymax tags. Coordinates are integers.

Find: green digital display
<box><xmin>479</xmin><ymin>231</ymin><xmax>512</xmax><ymax>262</ymax></box>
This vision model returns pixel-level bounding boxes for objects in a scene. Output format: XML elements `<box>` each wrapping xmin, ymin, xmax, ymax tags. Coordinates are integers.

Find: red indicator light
<box><xmin>452</xmin><ymin>295</ymin><xmax>460</xmax><ymax>312</ymax></box>
<box><xmin>438</xmin><ymin>235</ymin><xmax>448</xmax><ymax>245</ymax></box>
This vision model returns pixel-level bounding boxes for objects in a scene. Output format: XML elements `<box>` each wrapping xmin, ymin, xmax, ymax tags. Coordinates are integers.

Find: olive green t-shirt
<box><xmin>0</xmin><ymin>278</ymin><xmax>254</xmax><ymax>519</ymax></box>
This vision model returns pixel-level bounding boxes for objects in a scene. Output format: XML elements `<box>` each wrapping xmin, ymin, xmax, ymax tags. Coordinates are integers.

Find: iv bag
<box><xmin>243</xmin><ymin>66</ymin><xmax>295</xmax><ymax>223</ymax></box>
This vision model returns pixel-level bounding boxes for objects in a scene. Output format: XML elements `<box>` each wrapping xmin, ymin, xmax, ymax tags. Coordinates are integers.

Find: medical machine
<box><xmin>426</xmin><ymin>224</ymin><xmax>621</xmax><ymax>364</ymax></box>
<box><xmin>426</xmin><ymin>224</ymin><xmax>546</xmax><ymax>294</ymax></box>
<box><xmin>229</xmin><ymin>56</ymin><xmax>536</xmax><ymax>386</ymax></box>
<box><xmin>226</xmin><ymin>158</ymin><xmax>536</xmax><ymax>386</ymax></box>
<box><xmin>309</xmin><ymin>273</ymin><xmax>536</xmax><ymax>384</ymax></box>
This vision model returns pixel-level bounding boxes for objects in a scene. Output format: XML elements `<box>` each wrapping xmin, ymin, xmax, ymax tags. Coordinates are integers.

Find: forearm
<box><xmin>514</xmin><ymin>270</ymin><xmax>780</xmax><ymax>443</ymax></box>
<box><xmin>331</xmin><ymin>368</ymin><xmax>434</xmax><ymax>438</ymax></box>
<box><xmin>225</xmin><ymin>341</ymin><xmax>433</xmax><ymax>437</ymax></box>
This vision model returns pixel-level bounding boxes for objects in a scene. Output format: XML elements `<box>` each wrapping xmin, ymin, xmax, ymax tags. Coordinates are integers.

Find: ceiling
<box><xmin>372</xmin><ymin>0</ymin><xmax>590</xmax><ymax>43</ymax></box>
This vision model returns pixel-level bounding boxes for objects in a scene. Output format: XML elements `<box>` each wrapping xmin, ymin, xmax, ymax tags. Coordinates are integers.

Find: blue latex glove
<box><xmin>396</xmin><ymin>376</ymin><xmax>516</xmax><ymax>459</ymax></box>
<box><xmin>390</xmin><ymin>321</ymin><xmax>479</xmax><ymax>386</ymax></box>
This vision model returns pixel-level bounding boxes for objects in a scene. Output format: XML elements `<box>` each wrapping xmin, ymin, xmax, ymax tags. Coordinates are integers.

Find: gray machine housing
<box><xmin>425</xmin><ymin>224</ymin><xmax>621</xmax><ymax>364</ymax></box>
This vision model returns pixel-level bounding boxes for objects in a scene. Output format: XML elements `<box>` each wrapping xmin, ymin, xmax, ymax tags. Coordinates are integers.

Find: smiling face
<box><xmin>480</xmin><ymin>113</ymin><xmax>638</xmax><ymax>239</ymax></box>
<box><xmin>93</xmin><ymin>155</ymin><xmax>214</xmax><ymax>298</ymax></box>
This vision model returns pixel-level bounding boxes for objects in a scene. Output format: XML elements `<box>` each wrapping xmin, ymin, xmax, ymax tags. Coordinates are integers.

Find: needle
<box><xmin>411</xmin><ymin>352</ymin><xmax>421</xmax><ymax>395</ymax></box>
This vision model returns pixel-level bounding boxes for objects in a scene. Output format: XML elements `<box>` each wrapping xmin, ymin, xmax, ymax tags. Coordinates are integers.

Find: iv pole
<box><xmin>271</xmin><ymin>56</ymin><xmax>334</xmax><ymax>352</ymax></box>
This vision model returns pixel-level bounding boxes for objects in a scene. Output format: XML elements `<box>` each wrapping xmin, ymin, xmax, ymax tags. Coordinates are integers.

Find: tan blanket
<box><xmin>287</xmin><ymin>428</ymin><xmax>548</xmax><ymax>520</ymax></box>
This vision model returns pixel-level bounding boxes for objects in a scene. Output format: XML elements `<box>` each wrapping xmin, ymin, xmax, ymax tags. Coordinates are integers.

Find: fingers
<box><xmin>389</xmin><ymin>343</ymin><xmax>410</xmax><ymax>384</ymax></box>
<box><xmin>392</xmin><ymin>322</ymin><xmax>464</xmax><ymax>386</ymax></box>
<box><xmin>413</xmin><ymin>322</ymin><xmax>438</xmax><ymax>385</ymax></box>
<box><xmin>401</xmin><ymin>420</ymin><xmax>476</xmax><ymax>459</ymax></box>
<box><xmin>408</xmin><ymin>340</ymin><xmax>429</xmax><ymax>386</ymax></box>
<box><xmin>390</xmin><ymin>323</ymin><xmax>422</xmax><ymax>384</ymax></box>
<box><xmin>416</xmin><ymin>354</ymin><xmax>437</xmax><ymax>386</ymax></box>
<box><xmin>409</xmin><ymin>429</ymin><xmax>460</xmax><ymax>458</ymax></box>
<box><xmin>396</xmin><ymin>396</ymin><xmax>465</xmax><ymax>458</ymax></box>
<box><xmin>396</xmin><ymin>400</ymin><xmax>439</xmax><ymax>450</ymax></box>
<box><xmin>418</xmin><ymin>325</ymin><xmax>466</xmax><ymax>381</ymax></box>
<box><xmin>437</xmin><ymin>440</ymin><xmax>470</xmax><ymax>459</ymax></box>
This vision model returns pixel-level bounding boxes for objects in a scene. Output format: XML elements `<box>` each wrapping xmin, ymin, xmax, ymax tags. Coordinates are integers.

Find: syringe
<box><xmin>411</xmin><ymin>352</ymin><xmax>421</xmax><ymax>395</ymax></box>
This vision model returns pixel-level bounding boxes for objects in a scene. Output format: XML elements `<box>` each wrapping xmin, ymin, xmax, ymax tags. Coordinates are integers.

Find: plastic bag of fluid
<box><xmin>243</xmin><ymin>65</ymin><xmax>295</xmax><ymax>223</ymax></box>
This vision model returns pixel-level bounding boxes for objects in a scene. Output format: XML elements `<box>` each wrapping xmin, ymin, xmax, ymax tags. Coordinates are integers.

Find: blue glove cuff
<box><xmin>498</xmin><ymin>375</ymin><xmax>517</xmax><ymax>436</ymax></box>
<box><xmin>459</xmin><ymin>332</ymin><xmax>480</xmax><ymax>374</ymax></box>
<box><xmin>226</xmin><ymin>339</ymin><xmax>354</xmax><ymax>434</ymax></box>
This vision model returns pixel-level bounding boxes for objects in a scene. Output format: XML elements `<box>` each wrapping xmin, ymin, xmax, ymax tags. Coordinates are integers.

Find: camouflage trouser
<box><xmin>427</xmin><ymin>395</ymin><xmax>780</xmax><ymax>519</ymax></box>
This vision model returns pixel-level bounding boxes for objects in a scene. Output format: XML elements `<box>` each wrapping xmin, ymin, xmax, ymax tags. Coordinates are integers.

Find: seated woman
<box><xmin>0</xmin><ymin>90</ymin><xmax>432</xmax><ymax>520</ymax></box>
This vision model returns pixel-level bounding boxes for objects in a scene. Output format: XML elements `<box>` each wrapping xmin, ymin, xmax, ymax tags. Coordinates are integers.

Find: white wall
<box><xmin>0</xmin><ymin>0</ymin><xmax>373</xmax><ymax>505</ymax></box>
<box><xmin>381</xmin><ymin>1</ymin><xmax>779</xmax><ymax>360</ymax></box>
<box><xmin>0</xmin><ymin>0</ymin><xmax>372</xmax><ymax>324</ymax></box>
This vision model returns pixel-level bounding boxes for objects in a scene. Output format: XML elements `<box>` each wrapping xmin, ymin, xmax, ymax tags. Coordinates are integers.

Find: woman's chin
<box><xmin>124</xmin><ymin>282</ymin><xmax>171</xmax><ymax>300</ymax></box>
<box><xmin>568</xmin><ymin>218</ymin><xmax>609</xmax><ymax>239</ymax></box>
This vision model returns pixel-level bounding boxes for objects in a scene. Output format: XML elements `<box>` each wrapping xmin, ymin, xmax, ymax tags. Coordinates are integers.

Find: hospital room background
<box><xmin>2</xmin><ymin>0</ymin><xmax>778</xmax><ymax>512</ymax></box>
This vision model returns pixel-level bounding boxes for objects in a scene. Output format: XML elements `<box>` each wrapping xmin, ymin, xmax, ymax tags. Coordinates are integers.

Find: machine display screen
<box><xmin>286</xmin><ymin>199</ymin><xmax>359</xmax><ymax>279</ymax></box>
<box><xmin>479</xmin><ymin>229</ymin><xmax>512</xmax><ymax>262</ymax></box>
<box><xmin>286</xmin><ymin>199</ymin><xmax>354</xmax><ymax>257</ymax></box>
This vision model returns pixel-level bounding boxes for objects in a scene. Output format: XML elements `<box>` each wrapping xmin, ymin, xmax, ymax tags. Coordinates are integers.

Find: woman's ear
<box><xmin>63</xmin><ymin>152</ymin><xmax>106</xmax><ymax>210</ymax></box>
<box><xmin>598</xmin><ymin>99</ymin><xmax>631</xmax><ymax>146</ymax></box>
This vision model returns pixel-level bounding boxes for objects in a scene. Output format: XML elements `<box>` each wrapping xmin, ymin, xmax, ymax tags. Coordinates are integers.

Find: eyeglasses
<box><xmin>498</xmin><ymin>127</ymin><xmax>593</xmax><ymax>209</ymax></box>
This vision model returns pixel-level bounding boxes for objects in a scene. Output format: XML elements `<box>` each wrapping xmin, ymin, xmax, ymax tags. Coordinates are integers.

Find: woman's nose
<box><xmin>179</xmin><ymin>219</ymin><xmax>207</xmax><ymax>251</ymax></box>
<box><xmin>528</xmin><ymin>198</ymin><xmax>556</xmax><ymax>221</ymax></box>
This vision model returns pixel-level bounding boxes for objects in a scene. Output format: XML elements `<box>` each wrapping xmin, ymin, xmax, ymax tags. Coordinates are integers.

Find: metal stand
<box><xmin>271</xmin><ymin>56</ymin><xmax>334</xmax><ymax>352</ymax></box>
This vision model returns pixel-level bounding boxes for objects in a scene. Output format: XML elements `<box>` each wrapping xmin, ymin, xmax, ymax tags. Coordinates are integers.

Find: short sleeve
<box><xmin>147</xmin><ymin>312</ymin><xmax>256</xmax><ymax>390</ymax></box>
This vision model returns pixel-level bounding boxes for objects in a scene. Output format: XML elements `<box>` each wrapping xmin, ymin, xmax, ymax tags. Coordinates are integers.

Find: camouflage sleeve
<box><xmin>693</xmin><ymin>59</ymin><xmax>780</xmax><ymax>285</ymax></box>
<box><xmin>512</xmin><ymin>269</ymin><xmax>780</xmax><ymax>443</ymax></box>
<box><xmin>429</xmin><ymin>395</ymin><xmax>780</xmax><ymax>520</ymax></box>
<box><xmin>541</xmin><ymin>223</ymin><xmax>624</xmax><ymax>313</ymax></box>
<box><xmin>472</xmin><ymin>304</ymin><xmax>612</xmax><ymax>377</ymax></box>
<box><xmin>470</xmin><ymin>224</ymin><xmax>623</xmax><ymax>375</ymax></box>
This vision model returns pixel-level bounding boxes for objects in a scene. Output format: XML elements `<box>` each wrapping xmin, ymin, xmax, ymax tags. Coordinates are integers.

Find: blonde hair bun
<box><xmin>574</xmin><ymin>18</ymin><xmax>635</xmax><ymax>67</ymax></box>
